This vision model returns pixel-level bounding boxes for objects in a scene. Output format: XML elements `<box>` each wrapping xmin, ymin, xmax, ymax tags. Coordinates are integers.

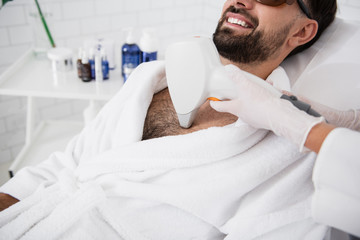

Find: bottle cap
<box><xmin>89</xmin><ymin>48</ymin><xmax>95</xmax><ymax>58</ymax></box>
<box><xmin>125</xmin><ymin>28</ymin><xmax>136</xmax><ymax>44</ymax></box>
<box><xmin>101</xmin><ymin>48</ymin><xmax>108</xmax><ymax>61</ymax></box>
<box><xmin>139</xmin><ymin>28</ymin><xmax>159</xmax><ymax>53</ymax></box>
<box><xmin>101</xmin><ymin>48</ymin><xmax>106</xmax><ymax>56</ymax></box>
<box><xmin>81</xmin><ymin>52</ymin><xmax>89</xmax><ymax>64</ymax></box>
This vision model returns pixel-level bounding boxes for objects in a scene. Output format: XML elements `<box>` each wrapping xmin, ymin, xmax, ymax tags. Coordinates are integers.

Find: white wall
<box><xmin>0</xmin><ymin>0</ymin><xmax>220</xmax><ymax>163</ymax></box>
<box><xmin>0</xmin><ymin>0</ymin><xmax>359</xmax><ymax>163</ymax></box>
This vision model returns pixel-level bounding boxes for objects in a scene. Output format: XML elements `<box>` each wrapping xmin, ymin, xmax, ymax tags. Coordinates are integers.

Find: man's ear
<box><xmin>288</xmin><ymin>20</ymin><xmax>318</xmax><ymax>47</ymax></box>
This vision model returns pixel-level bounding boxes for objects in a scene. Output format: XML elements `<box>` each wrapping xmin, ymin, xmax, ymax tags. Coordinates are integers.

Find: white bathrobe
<box><xmin>0</xmin><ymin>61</ymin><xmax>328</xmax><ymax>240</ymax></box>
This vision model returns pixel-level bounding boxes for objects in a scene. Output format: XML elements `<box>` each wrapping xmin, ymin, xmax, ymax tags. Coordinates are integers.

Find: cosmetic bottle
<box><xmin>139</xmin><ymin>28</ymin><xmax>159</xmax><ymax>63</ymax></box>
<box><xmin>89</xmin><ymin>48</ymin><xmax>95</xmax><ymax>80</ymax></box>
<box><xmin>101</xmin><ymin>48</ymin><xmax>109</xmax><ymax>80</ymax></box>
<box><xmin>98</xmin><ymin>38</ymin><xmax>116</xmax><ymax>70</ymax></box>
<box><xmin>81</xmin><ymin>52</ymin><xmax>92</xmax><ymax>82</ymax></box>
<box><xmin>95</xmin><ymin>55</ymin><xmax>103</xmax><ymax>83</ymax></box>
<box><xmin>121</xmin><ymin>29</ymin><xmax>140</xmax><ymax>81</ymax></box>
<box><xmin>77</xmin><ymin>48</ymin><xmax>83</xmax><ymax>79</ymax></box>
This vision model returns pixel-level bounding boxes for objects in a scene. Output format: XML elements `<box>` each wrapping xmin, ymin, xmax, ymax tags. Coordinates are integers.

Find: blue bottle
<box><xmin>141</xmin><ymin>51</ymin><xmax>157</xmax><ymax>63</ymax></box>
<box><xmin>101</xmin><ymin>49</ymin><xmax>109</xmax><ymax>80</ymax></box>
<box><xmin>139</xmin><ymin>28</ymin><xmax>159</xmax><ymax>63</ymax></box>
<box><xmin>89</xmin><ymin>48</ymin><xmax>95</xmax><ymax>80</ymax></box>
<box><xmin>122</xmin><ymin>29</ymin><xmax>140</xmax><ymax>81</ymax></box>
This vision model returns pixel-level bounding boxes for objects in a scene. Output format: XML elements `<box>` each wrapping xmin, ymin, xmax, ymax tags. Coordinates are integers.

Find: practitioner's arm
<box><xmin>304</xmin><ymin>122</ymin><xmax>336</xmax><ymax>153</ymax></box>
<box><xmin>210</xmin><ymin>64</ymin><xmax>356</xmax><ymax>152</ymax></box>
<box><xmin>210</xmin><ymin>65</ymin><xmax>324</xmax><ymax>151</ymax></box>
<box><xmin>299</xmin><ymin>97</ymin><xmax>360</xmax><ymax>131</ymax></box>
<box><xmin>0</xmin><ymin>193</ymin><xmax>19</xmax><ymax>211</ymax></box>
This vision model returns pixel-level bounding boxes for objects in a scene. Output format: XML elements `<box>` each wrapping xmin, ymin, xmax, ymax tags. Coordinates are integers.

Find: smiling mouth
<box><xmin>227</xmin><ymin>17</ymin><xmax>253</xmax><ymax>28</ymax></box>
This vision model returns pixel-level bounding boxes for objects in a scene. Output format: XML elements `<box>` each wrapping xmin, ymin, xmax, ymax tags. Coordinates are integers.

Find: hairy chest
<box><xmin>142</xmin><ymin>88</ymin><xmax>238</xmax><ymax>140</ymax></box>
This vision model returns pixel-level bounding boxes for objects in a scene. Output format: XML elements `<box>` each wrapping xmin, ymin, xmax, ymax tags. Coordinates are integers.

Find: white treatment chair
<box><xmin>282</xmin><ymin>17</ymin><xmax>360</xmax><ymax>110</ymax></box>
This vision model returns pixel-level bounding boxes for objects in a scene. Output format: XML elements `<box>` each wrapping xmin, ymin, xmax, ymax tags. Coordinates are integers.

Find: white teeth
<box><xmin>227</xmin><ymin>17</ymin><xmax>250</xmax><ymax>28</ymax></box>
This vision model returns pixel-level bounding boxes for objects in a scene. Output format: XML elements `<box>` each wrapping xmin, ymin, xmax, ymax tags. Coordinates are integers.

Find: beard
<box><xmin>213</xmin><ymin>6</ymin><xmax>293</xmax><ymax>65</ymax></box>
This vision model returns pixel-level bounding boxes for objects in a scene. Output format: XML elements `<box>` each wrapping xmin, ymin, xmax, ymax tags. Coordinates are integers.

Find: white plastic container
<box><xmin>47</xmin><ymin>48</ymin><xmax>73</xmax><ymax>72</ymax></box>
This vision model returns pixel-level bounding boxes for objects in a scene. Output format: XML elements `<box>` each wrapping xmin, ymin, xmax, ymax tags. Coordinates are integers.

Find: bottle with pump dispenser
<box><xmin>89</xmin><ymin>48</ymin><xmax>96</xmax><ymax>80</ymax></box>
<box><xmin>139</xmin><ymin>28</ymin><xmax>159</xmax><ymax>63</ymax></box>
<box><xmin>122</xmin><ymin>28</ymin><xmax>141</xmax><ymax>81</ymax></box>
<box><xmin>101</xmin><ymin>48</ymin><xmax>109</xmax><ymax>80</ymax></box>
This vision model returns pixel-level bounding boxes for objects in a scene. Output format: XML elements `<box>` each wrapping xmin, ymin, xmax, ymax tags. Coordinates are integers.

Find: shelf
<box><xmin>0</xmin><ymin>48</ymin><xmax>124</xmax><ymax>101</ymax></box>
<box><xmin>0</xmin><ymin>48</ymin><xmax>124</xmax><ymax>177</ymax></box>
<box><xmin>9</xmin><ymin>121</ymin><xmax>84</xmax><ymax>177</ymax></box>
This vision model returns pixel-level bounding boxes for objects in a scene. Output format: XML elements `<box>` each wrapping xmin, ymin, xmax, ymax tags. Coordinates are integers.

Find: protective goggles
<box><xmin>256</xmin><ymin>0</ymin><xmax>312</xmax><ymax>19</ymax></box>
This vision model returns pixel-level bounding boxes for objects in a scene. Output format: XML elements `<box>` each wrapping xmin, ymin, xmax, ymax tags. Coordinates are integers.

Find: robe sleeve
<box><xmin>312</xmin><ymin>128</ymin><xmax>360</xmax><ymax>237</ymax></box>
<box><xmin>0</xmin><ymin>135</ymin><xmax>80</xmax><ymax>200</ymax></box>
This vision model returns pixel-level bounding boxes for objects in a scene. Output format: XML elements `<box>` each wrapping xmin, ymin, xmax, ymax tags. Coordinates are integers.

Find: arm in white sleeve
<box><xmin>312</xmin><ymin>128</ymin><xmax>360</xmax><ymax>237</ymax></box>
<box><xmin>0</xmin><ymin>135</ymin><xmax>80</xmax><ymax>200</ymax></box>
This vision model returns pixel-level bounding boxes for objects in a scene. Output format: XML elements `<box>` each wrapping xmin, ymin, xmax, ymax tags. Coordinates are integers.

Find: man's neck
<box><xmin>219</xmin><ymin>56</ymin><xmax>280</xmax><ymax>80</ymax></box>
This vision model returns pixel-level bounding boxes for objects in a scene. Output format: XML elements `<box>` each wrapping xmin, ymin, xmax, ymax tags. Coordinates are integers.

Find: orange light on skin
<box><xmin>207</xmin><ymin>97</ymin><xmax>221</xmax><ymax>101</ymax></box>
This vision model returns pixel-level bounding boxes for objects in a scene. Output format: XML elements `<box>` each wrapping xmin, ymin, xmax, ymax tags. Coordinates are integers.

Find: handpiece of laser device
<box><xmin>165</xmin><ymin>37</ymin><xmax>320</xmax><ymax>128</ymax></box>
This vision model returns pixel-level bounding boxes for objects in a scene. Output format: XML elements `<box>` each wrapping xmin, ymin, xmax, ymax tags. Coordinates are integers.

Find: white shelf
<box><xmin>0</xmin><ymin>49</ymin><xmax>124</xmax><ymax>100</ymax></box>
<box><xmin>9</xmin><ymin>121</ymin><xmax>84</xmax><ymax>176</ymax></box>
<box><xmin>0</xmin><ymin>48</ymin><xmax>123</xmax><ymax>177</ymax></box>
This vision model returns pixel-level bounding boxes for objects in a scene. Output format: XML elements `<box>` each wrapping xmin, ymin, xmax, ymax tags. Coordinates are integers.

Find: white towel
<box><xmin>0</xmin><ymin>61</ymin><xmax>328</xmax><ymax>240</ymax></box>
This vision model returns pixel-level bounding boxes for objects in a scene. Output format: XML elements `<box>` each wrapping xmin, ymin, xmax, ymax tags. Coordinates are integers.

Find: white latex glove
<box><xmin>297</xmin><ymin>96</ymin><xmax>360</xmax><ymax>131</ymax></box>
<box><xmin>210</xmin><ymin>65</ymin><xmax>325</xmax><ymax>151</ymax></box>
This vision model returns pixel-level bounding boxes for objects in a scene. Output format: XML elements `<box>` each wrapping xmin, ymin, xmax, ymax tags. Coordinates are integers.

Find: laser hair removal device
<box><xmin>165</xmin><ymin>37</ymin><xmax>321</xmax><ymax>128</ymax></box>
<box><xmin>165</xmin><ymin>37</ymin><xmax>281</xmax><ymax>128</ymax></box>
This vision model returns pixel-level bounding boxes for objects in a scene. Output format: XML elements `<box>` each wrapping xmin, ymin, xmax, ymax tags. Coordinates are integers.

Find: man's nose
<box><xmin>232</xmin><ymin>0</ymin><xmax>255</xmax><ymax>10</ymax></box>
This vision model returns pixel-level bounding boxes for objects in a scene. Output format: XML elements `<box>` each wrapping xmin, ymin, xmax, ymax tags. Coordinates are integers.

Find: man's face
<box><xmin>213</xmin><ymin>1</ymin><xmax>298</xmax><ymax>65</ymax></box>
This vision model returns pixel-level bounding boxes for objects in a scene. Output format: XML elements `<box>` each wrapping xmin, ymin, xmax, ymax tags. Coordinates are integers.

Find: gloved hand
<box><xmin>296</xmin><ymin>96</ymin><xmax>360</xmax><ymax>131</ymax></box>
<box><xmin>210</xmin><ymin>65</ymin><xmax>325</xmax><ymax>151</ymax></box>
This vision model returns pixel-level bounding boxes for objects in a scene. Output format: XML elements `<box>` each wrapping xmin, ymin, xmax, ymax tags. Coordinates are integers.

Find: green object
<box><xmin>1</xmin><ymin>0</ymin><xmax>56</xmax><ymax>48</ymax></box>
<box><xmin>34</xmin><ymin>0</ymin><xmax>56</xmax><ymax>48</ymax></box>
<box><xmin>1</xmin><ymin>0</ymin><xmax>13</xmax><ymax>8</ymax></box>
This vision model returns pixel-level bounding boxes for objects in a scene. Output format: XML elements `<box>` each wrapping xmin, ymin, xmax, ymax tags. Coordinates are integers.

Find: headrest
<box><xmin>281</xmin><ymin>18</ymin><xmax>360</xmax><ymax>110</ymax></box>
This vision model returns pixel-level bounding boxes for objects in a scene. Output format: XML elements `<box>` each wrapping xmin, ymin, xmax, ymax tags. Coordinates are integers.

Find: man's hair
<box><xmin>288</xmin><ymin>0</ymin><xmax>337</xmax><ymax>57</ymax></box>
